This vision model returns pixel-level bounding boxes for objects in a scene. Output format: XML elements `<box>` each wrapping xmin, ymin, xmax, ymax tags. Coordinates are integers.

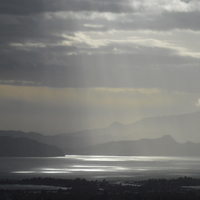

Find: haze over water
<box><xmin>1</xmin><ymin>155</ymin><xmax>200</xmax><ymax>181</ymax></box>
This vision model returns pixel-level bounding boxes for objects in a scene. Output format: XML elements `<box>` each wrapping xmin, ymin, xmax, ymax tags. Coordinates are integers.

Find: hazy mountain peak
<box><xmin>159</xmin><ymin>135</ymin><xmax>175</xmax><ymax>140</ymax></box>
<box><xmin>109</xmin><ymin>122</ymin><xmax>123</xmax><ymax>127</ymax></box>
<box><xmin>157</xmin><ymin>135</ymin><xmax>177</xmax><ymax>144</ymax></box>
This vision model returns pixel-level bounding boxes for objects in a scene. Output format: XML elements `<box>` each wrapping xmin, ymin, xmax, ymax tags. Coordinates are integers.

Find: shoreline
<box><xmin>0</xmin><ymin>177</ymin><xmax>200</xmax><ymax>199</ymax></box>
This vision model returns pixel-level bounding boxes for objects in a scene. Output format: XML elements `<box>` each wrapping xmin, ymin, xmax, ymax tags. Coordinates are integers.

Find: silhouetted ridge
<box><xmin>0</xmin><ymin>136</ymin><xmax>65</xmax><ymax>157</ymax></box>
<box><xmin>158</xmin><ymin>135</ymin><xmax>176</xmax><ymax>142</ymax></box>
<box><xmin>109</xmin><ymin>122</ymin><xmax>123</xmax><ymax>127</ymax></box>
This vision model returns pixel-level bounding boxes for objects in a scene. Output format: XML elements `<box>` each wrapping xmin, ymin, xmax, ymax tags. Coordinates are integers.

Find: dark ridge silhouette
<box><xmin>0</xmin><ymin>130</ymin><xmax>95</xmax><ymax>150</ymax></box>
<box><xmin>0</xmin><ymin>136</ymin><xmax>65</xmax><ymax>157</ymax></box>
<box><xmin>0</xmin><ymin>130</ymin><xmax>44</xmax><ymax>139</ymax></box>
<box><xmin>2</xmin><ymin>130</ymin><xmax>200</xmax><ymax>156</ymax></box>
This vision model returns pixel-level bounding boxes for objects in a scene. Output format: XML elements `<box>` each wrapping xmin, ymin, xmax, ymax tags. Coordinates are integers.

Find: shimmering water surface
<box><xmin>0</xmin><ymin>184</ymin><xmax>69</xmax><ymax>190</ymax></box>
<box><xmin>1</xmin><ymin>155</ymin><xmax>200</xmax><ymax>181</ymax></box>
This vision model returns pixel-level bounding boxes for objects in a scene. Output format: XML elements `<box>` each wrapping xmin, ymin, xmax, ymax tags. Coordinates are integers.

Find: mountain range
<box><xmin>74</xmin><ymin>135</ymin><xmax>200</xmax><ymax>156</ymax></box>
<box><xmin>1</xmin><ymin>110</ymin><xmax>200</xmax><ymax>156</ymax></box>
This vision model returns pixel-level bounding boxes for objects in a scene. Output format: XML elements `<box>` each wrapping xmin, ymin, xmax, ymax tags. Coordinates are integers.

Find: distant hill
<box><xmin>0</xmin><ymin>136</ymin><xmax>65</xmax><ymax>157</ymax></box>
<box><xmin>74</xmin><ymin>135</ymin><xmax>200</xmax><ymax>156</ymax></box>
<box><xmin>67</xmin><ymin>111</ymin><xmax>200</xmax><ymax>143</ymax></box>
<box><xmin>0</xmin><ymin>130</ymin><xmax>94</xmax><ymax>150</ymax></box>
<box><xmin>1</xmin><ymin>111</ymin><xmax>200</xmax><ymax>152</ymax></box>
<box><xmin>131</xmin><ymin>111</ymin><xmax>200</xmax><ymax>142</ymax></box>
<box><xmin>59</xmin><ymin>111</ymin><xmax>200</xmax><ymax>146</ymax></box>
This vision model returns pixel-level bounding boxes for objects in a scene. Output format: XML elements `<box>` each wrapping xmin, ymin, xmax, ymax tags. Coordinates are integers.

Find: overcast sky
<box><xmin>0</xmin><ymin>0</ymin><xmax>200</xmax><ymax>134</ymax></box>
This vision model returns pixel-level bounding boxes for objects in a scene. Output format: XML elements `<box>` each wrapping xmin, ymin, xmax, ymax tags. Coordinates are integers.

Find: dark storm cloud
<box><xmin>1</xmin><ymin>11</ymin><xmax>199</xmax><ymax>50</ymax></box>
<box><xmin>0</xmin><ymin>43</ymin><xmax>78</xmax><ymax>84</ymax></box>
<box><xmin>0</xmin><ymin>0</ymin><xmax>45</xmax><ymax>15</ymax></box>
<box><xmin>1</xmin><ymin>2</ymin><xmax>200</xmax><ymax>52</ymax></box>
<box><xmin>1</xmin><ymin>0</ymin><xmax>200</xmax><ymax>93</ymax></box>
<box><xmin>1</xmin><ymin>41</ymin><xmax>200</xmax><ymax>93</ymax></box>
<box><xmin>180</xmin><ymin>0</ymin><xmax>192</xmax><ymax>2</ymax></box>
<box><xmin>0</xmin><ymin>12</ymin><xmax>200</xmax><ymax>56</ymax></box>
<box><xmin>149</xmin><ymin>11</ymin><xmax>200</xmax><ymax>31</ymax></box>
<box><xmin>0</xmin><ymin>0</ymin><xmax>133</xmax><ymax>16</ymax></box>
<box><xmin>43</xmin><ymin>11</ymin><xmax>200</xmax><ymax>31</ymax></box>
<box><xmin>0</xmin><ymin>15</ymin><xmax>45</xmax><ymax>46</ymax></box>
<box><xmin>0</xmin><ymin>0</ymin><xmax>200</xmax><ymax>47</ymax></box>
<box><xmin>95</xmin><ymin>11</ymin><xmax>200</xmax><ymax>31</ymax></box>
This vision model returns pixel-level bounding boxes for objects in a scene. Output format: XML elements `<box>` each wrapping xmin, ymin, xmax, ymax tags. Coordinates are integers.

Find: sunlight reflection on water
<box><xmin>1</xmin><ymin>155</ymin><xmax>200</xmax><ymax>180</ymax></box>
<box><xmin>13</xmin><ymin>165</ymin><xmax>129</xmax><ymax>174</ymax></box>
<box><xmin>65</xmin><ymin>155</ymin><xmax>200</xmax><ymax>162</ymax></box>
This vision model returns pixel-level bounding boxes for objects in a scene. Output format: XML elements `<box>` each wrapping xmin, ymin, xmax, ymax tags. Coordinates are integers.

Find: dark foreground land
<box><xmin>1</xmin><ymin>177</ymin><xmax>200</xmax><ymax>199</ymax></box>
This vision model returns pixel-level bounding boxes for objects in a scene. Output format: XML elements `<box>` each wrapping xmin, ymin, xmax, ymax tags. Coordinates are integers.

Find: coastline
<box><xmin>0</xmin><ymin>177</ymin><xmax>200</xmax><ymax>199</ymax></box>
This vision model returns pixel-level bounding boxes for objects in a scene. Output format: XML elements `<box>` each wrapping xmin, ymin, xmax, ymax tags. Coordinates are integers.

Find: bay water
<box><xmin>1</xmin><ymin>155</ymin><xmax>200</xmax><ymax>181</ymax></box>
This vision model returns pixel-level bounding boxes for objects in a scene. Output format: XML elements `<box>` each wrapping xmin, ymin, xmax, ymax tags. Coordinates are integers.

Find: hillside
<box><xmin>0</xmin><ymin>136</ymin><xmax>65</xmax><ymax>157</ymax></box>
<box><xmin>62</xmin><ymin>110</ymin><xmax>200</xmax><ymax>144</ymax></box>
<box><xmin>74</xmin><ymin>135</ymin><xmax>200</xmax><ymax>156</ymax></box>
<box><xmin>1</xmin><ymin>111</ymin><xmax>200</xmax><ymax>152</ymax></box>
